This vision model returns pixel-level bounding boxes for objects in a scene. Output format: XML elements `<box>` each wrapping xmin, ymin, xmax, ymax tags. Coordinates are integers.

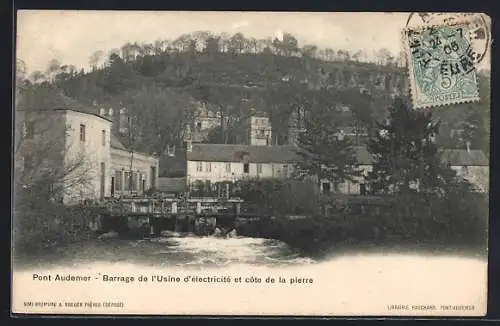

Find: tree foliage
<box><xmin>295</xmin><ymin>89</ymin><xmax>360</xmax><ymax>184</ymax></box>
<box><xmin>18</xmin><ymin>30</ymin><xmax>489</xmax><ymax>158</ymax></box>
<box><xmin>367</xmin><ymin>97</ymin><xmax>470</xmax><ymax>195</ymax></box>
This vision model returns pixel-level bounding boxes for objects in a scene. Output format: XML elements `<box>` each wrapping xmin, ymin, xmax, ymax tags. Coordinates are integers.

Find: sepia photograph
<box><xmin>12</xmin><ymin>11</ymin><xmax>491</xmax><ymax>316</ymax></box>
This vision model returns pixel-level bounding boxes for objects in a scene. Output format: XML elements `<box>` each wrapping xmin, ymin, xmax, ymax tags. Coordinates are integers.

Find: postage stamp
<box><xmin>403</xmin><ymin>21</ymin><xmax>480</xmax><ymax>109</ymax></box>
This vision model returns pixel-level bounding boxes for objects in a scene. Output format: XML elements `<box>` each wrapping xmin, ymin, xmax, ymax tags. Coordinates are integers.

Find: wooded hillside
<box><xmin>17</xmin><ymin>31</ymin><xmax>490</xmax><ymax>156</ymax></box>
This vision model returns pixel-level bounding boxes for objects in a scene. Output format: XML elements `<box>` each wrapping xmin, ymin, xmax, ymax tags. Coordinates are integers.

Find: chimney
<box><xmin>466</xmin><ymin>141</ymin><xmax>471</xmax><ymax>153</ymax></box>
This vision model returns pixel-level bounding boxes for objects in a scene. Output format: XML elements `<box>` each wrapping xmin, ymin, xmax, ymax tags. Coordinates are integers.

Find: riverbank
<box><xmin>12</xmin><ymin>204</ymin><xmax>100</xmax><ymax>258</ymax></box>
<box><xmin>266</xmin><ymin>204</ymin><xmax>488</xmax><ymax>260</ymax></box>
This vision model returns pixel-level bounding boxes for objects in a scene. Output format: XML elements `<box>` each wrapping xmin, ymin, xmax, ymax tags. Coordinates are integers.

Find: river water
<box><xmin>12</xmin><ymin>233</ymin><xmax>488</xmax><ymax>315</ymax></box>
<box><xmin>14</xmin><ymin>232</ymin><xmax>315</xmax><ymax>270</ymax></box>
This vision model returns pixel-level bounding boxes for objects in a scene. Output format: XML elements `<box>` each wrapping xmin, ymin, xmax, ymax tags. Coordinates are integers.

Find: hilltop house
<box><xmin>15</xmin><ymin>88</ymin><xmax>159</xmax><ymax>204</ymax></box>
<box><xmin>245</xmin><ymin>115</ymin><xmax>273</xmax><ymax>146</ymax></box>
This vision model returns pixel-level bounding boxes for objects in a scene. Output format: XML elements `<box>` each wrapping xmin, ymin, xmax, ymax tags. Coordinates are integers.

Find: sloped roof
<box><xmin>353</xmin><ymin>146</ymin><xmax>374</xmax><ymax>165</ymax></box>
<box><xmin>187</xmin><ymin>143</ymin><xmax>302</xmax><ymax>163</ymax></box>
<box><xmin>17</xmin><ymin>86</ymin><xmax>108</xmax><ymax>120</ymax></box>
<box><xmin>185</xmin><ymin>144</ymin><xmax>487</xmax><ymax>167</ymax></box>
<box><xmin>110</xmin><ymin>134</ymin><xmax>128</xmax><ymax>151</ymax></box>
<box><xmin>439</xmin><ymin>149</ymin><xmax>489</xmax><ymax>166</ymax></box>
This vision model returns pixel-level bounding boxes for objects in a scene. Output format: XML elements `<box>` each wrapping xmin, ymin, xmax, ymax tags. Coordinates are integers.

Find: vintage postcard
<box><xmin>12</xmin><ymin>11</ymin><xmax>491</xmax><ymax>316</ymax></box>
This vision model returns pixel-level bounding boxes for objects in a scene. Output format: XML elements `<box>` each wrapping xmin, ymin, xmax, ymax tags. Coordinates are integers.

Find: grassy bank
<box><xmin>265</xmin><ymin>193</ymin><xmax>488</xmax><ymax>259</ymax></box>
<box><xmin>12</xmin><ymin>203</ymin><xmax>100</xmax><ymax>258</ymax></box>
<box><xmin>235</xmin><ymin>178</ymin><xmax>489</xmax><ymax>259</ymax></box>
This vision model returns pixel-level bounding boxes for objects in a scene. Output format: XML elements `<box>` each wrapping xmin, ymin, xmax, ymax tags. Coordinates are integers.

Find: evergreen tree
<box><xmin>295</xmin><ymin>90</ymin><xmax>360</xmax><ymax>187</ymax></box>
<box><xmin>367</xmin><ymin>97</ymin><xmax>462</xmax><ymax>195</ymax></box>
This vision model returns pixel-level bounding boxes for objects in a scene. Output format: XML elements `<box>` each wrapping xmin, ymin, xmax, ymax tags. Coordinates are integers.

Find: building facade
<box><xmin>440</xmin><ymin>148</ymin><xmax>489</xmax><ymax>193</ymax></box>
<box><xmin>16</xmin><ymin>103</ymin><xmax>113</xmax><ymax>204</ymax></box>
<box><xmin>15</xmin><ymin>90</ymin><xmax>159</xmax><ymax>204</ymax></box>
<box><xmin>246</xmin><ymin>116</ymin><xmax>272</xmax><ymax>146</ymax></box>
<box><xmin>185</xmin><ymin>143</ymin><xmax>300</xmax><ymax>195</ymax></box>
<box><xmin>109</xmin><ymin>137</ymin><xmax>159</xmax><ymax>197</ymax></box>
<box><xmin>184</xmin><ymin>143</ymin><xmax>489</xmax><ymax>197</ymax></box>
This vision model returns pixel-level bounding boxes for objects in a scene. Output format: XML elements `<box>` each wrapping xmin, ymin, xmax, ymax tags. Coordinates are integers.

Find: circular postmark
<box><xmin>405</xmin><ymin>13</ymin><xmax>490</xmax><ymax>65</ymax></box>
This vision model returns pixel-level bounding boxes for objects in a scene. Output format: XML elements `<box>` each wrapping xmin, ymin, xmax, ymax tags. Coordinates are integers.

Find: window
<box><xmin>79</xmin><ymin>124</ymin><xmax>86</xmax><ymax>142</ymax></box>
<box><xmin>123</xmin><ymin>171</ymin><xmax>130</xmax><ymax>191</ymax></box>
<box><xmin>243</xmin><ymin>163</ymin><xmax>249</xmax><ymax>173</ymax></box>
<box><xmin>150</xmin><ymin>166</ymin><xmax>156</xmax><ymax>188</ymax></box>
<box><xmin>131</xmin><ymin>172</ymin><xmax>138</xmax><ymax>191</ymax></box>
<box><xmin>102</xmin><ymin>130</ymin><xmax>106</xmax><ymax>146</ymax></box>
<box><xmin>24</xmin><ymin>122</ymin><xmax>35</xmax><ymax>139</ymax></box>
<box><xmin>206</xmin><ymin>162</ymin><xmax>212</xmax><ymax>172</ymax></box>
<box><xmin>24</xmin><ymin>155</ymin><xmax>33</xmax><ymax>171</ymax></box>
<box><xmin>257</xmin><ymin>163</ymin><xmax>262</xmax><ymax>174</ymax></box>
<box><xmin>225</xmin><ymin>163</ymin><xmax>231</xmax><ymax>173</ymax></box>
<box><xmin>322</xmin><ymin>182</ymin><xmax>331</xmax><ymax>194</ymax></box>
<box><xmin>283</xmin><ymin>164</ymin><xmax>289</xmax><ymax>177</ymax></box>
<box><xmin>167</xmin><ymin>145</ymin><xmax>175</xmax><ymax>157</ymax></box>
<box><xmin>115</xmin><ymin>170</ymin><xmax>122</xmax><ymax>191</ymax></box>
<box><xmin>360</xmin><ymin>183</ymin><xmax>367</xmax><ymax>196</ymax></box>
<box><xmin>196</xmin><ymin>162</ymin><xmax>203</xmax><ymax>172</ymax></box>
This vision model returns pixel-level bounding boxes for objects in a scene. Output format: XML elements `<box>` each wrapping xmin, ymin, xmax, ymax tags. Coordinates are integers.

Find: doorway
<box><xmin>322</xmin><ymin>182</ymin><xmax>331</xmax><ymax>194</ymax></box>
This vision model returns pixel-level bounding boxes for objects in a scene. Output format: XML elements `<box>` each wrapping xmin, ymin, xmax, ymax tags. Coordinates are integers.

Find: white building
<box><xmin>185</xmin><ymin>144</ymin><xmax>375</xmax><ymax>196</ymax></box>
<box><xmin>186</xmin><ymin>143</ymin><xmax>301</xmax><ymax>194</ymax></box>
<box><xmin>109</xmin><ymin>134</ymin><xmax>159</xmax><ymax>197</ymax></box>
<box><xmin>246</xmin><ymin>116</ymin><xmax>272</xmax><ymax>146</ymax></box>
<box><xmin>15</xmin><ymin>89</ymin><xmax>159</xmax><ymax>204</ymax></box>
<box><xmin>439</xmin><ymin>148</ymin><xmax>489</xmax><ymax>193</ymax></box>
<box><xmin>318</xmin><ymin>146</ymin><xmax>373</xmax><ymax>196</ymax></box>
<box><xmin>185</xmin><ymin>143</ymin><xmax>489</xmax><ymax>197</ymax></box>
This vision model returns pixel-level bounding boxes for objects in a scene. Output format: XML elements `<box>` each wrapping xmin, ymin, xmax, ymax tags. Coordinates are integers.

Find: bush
<box><xmin>267</xmin><ymin>191</ymin><xmax>488</xmax><ymax>257</ymax></box>
<box><xmin>13</xmin><ymin>200</ymin><xmax>99</xmax><ymax>256</ymax></box>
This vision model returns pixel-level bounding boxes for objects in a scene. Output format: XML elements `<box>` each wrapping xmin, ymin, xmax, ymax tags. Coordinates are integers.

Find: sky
<box><xmin>16</xmin><ymin>11</ymin><xmax>490</xmax><ymax>75</ymax></box>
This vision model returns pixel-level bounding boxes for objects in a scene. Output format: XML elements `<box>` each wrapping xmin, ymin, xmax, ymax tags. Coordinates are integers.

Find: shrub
<box><xmin>12</xmin><ymin>199</ymin><xmax>99</xmax><ymax>256</ymax></box>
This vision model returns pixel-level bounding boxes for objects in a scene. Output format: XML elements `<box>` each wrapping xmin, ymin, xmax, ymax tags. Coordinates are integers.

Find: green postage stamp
<box><xmin>403</xmin><ymin>21</ymin><xmax>480</xmax><ymax>109</ymax></box>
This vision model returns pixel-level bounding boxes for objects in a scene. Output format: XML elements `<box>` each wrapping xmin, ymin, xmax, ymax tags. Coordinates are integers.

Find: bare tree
<box><xmin>15</xmin><ymin>109</ymin><xmax>94</xmax><ymax>206</ymax></box>
<box><xmin>45</xmin><ymin>59</ymin><xmax>62</xmax><ymax>81</ymax></box>
<box><xmin>89</xmin><ymin>50</ymin><xmax>104</xmax><ymax>71</ymax></box>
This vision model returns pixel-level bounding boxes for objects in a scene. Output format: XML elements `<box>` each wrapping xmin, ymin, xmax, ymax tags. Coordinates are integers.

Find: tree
<box><xmin>460</xmin><ymin>75</ymin><xmax>490</xmax><ymax>155</ymax></box>
<box><xmin>121</xmin><ymin>42</ymin><xmax>136</xmax><ymax>62</ymax></box>
<box><xmin>376</xmin><ymin>48</ymin><xmax>394</xmax><ymax>66</ymax></box>
<box><xmin>460</xmin><ymin>105</ymin><xmax>489</xmax><ymax>153</ymax></box>
<box><xmin>301</xmin><ymin>44</ymin><xmax>318</xmax><ymax>58</ymax></box>
<box><xmin>367</xmin><ymin>97</ymin><xmax>461</xmax><ymax>195</ymax></box>
<box><xmin>29</xmin><ymin>71</ymin><xmax>46</xmax><ymax>83</ymax></box>
<box><xmin>228</xmin><ymin>32</ymin><xmax>247</xmax><ymax>54</ymax></box>
<box><xmin>119</xmin><ymin>85</ymin><xmax>195</xmax><ymax>155</ymax></box>
<box><xmin>205</xmin><ymin>35</ymin><xmax>220</xmax><ymax>54</ymax></box>
<box><xmin>295</xmin><ymin>89</ymin><xmax>360</xmax><ymax>188</ymax></box>
<box><xmin>281</xmin><ymin>33</ymin><xmax>299</xmax><ymax>57</ymax></box>
<box><xmin>88</xmin><ymin>51</ymin><xmax>104</xmax><ymax>71</ymax></box>
<box><xmin>45</xmin><ymin>59</ymin><xmax>62</xmax><ymax>81</ymax></box>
